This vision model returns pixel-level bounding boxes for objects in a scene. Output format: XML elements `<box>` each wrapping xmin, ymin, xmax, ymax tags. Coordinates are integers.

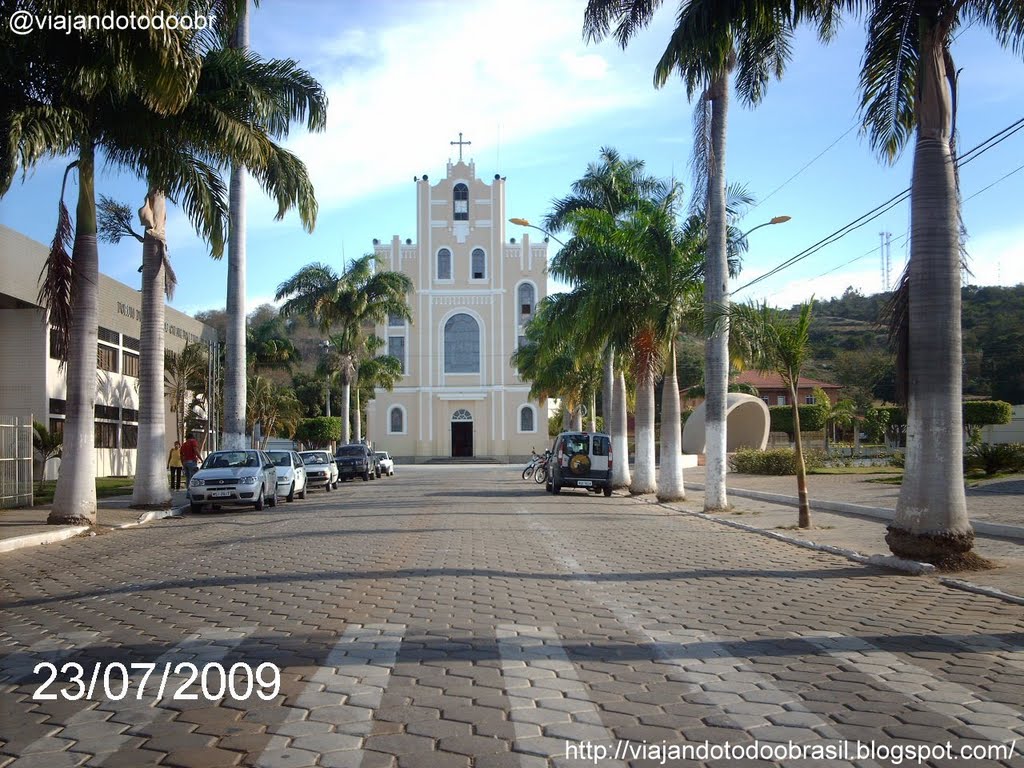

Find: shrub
<box><xmin>730</xmin><ymin>448</ymin><xmax>825</xmax><ymax>475</ymax></box>
<box><xmin>890</xmin><ymin>451</ymin><xmax>905</xmax><ymax>468</ymax></box>
<box><xmin>769</xmin><ymin>404</ymin><xmax>829</xmax><ymax>436</ymax></box>
<box><xmin>965</xmin><ymin>442</ymin><xmax>1024</xmax><ymax>476</ymax></box>
<box><xmin>294</xmin><ymin>417</ymin><xmax>342</xmax><ymax>446</ymax></box>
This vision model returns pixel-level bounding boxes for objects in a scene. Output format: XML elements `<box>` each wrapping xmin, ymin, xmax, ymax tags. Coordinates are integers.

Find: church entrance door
<box><xmin>451</xmin><ymin>410</ymin><xmax>474</xmax><ymax>457</ymax></box>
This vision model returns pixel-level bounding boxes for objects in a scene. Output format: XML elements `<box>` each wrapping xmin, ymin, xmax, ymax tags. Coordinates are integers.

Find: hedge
<box><xmin>768</xmin><ymin>404</ymin><xmax>828</xmax><ymax>436</ymax></box>
<box><xmin>730</xmin><ymin>447</ymin><xmax>826</xmax><ymax>475</ymax></box>
<box><xmin>963</xmin><ymin>400</ymin><xmax>1013</xmax><ymax>431</ymax></box>
<box><xmin>294</xmin><ymin>417</ymin><xmax>342</xmax><ymax>445</ymax></box>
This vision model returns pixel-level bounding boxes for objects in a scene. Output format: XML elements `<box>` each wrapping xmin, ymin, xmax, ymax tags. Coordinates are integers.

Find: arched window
<box><xmin>388</xmin><ymin>406</ymin><xmax>405</xmax><ymax>434</ymax></box>
<box><xmin>444</xmin><ymin>314</ymin><xmax>480</xmax><ymax>373</ymax></box>
<box><xmin>518</xmin><ymin>283</ymin><xmax>535</xmax><ymax>318</ymax></box>
<box><xmin>453</xmin><ymin>183</ymin><xmax>469</xmax><ymax>221</ymax></box>
<box><xmin>519</xmin><ymin>406</ymin><xmax>535</xmax><ymax>433</ymax></box>
<box><xmin>452</xmin><ymin>409</ymin><xmax>472</xmax><ymax>421</ymax></box>
<box><xmin>471</xmin><ymin>248</ymin><xmax>486</xmax><ymax>280</ymax></box>
<box><xmin>437</xmin><ymin>248</ymin><xmax>452</xmax><ymax>280</ymax></box>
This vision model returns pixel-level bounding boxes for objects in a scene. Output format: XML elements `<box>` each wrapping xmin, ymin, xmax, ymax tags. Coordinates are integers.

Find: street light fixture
<box><xmin>739</xmin><ymin>215</ymin><xmax>792</xmax><ymax>241</ymax></box>
<box><xmin>508</xmin><ymin>217</ymin><xmax>566</xmax><ymax>247</ymax></box>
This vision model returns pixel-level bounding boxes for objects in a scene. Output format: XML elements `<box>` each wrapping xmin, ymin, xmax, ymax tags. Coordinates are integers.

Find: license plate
<box><xmin>210</xmin><ymin>490</ymin><xmax>232</xmax><ymax>498</ymax></box>
<box><xmin>577</xmin><ymin>480</ymin><xmax>592</xmax><ymax>487</ymax></box>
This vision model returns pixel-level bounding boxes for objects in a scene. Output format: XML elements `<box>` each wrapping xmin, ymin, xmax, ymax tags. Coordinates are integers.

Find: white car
<box><xmin>300</xmin><ymin>450</ymin><xmax>339</xmax><ymax>491</ymax></box>
<box><xmin>188</xmin><ymin>449</ymin><xmax>278</xmax><ymax>512</ymax></box>
<box><xmin>375</xmin><ymin>451</ymin><xmax>395</xmax><ymax>476</ymax></box>
<box><xmin>266</xmin><ymin>450</ymin><xmax>307</xmax><ymax>502</ymax></box>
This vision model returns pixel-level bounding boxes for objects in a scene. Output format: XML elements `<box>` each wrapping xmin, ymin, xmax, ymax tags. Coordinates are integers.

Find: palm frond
<box><xmin>858</xmin><ymin>0</ymin><xmax>919</xmax><ymax>160</ymax></box>
<box><xmin>97</xmin><ymin>195</ymin><xmax>144</xmax><ymax>245</ymax></box>
<box><xmin>582</xmin><ymin>0</ymin><xmax>665</xmax><ymax>46</ymax></box>
<box><xmin>36</xmin><ymin>162</ymin><xmax>77</xmax><ymax>368</ymax></box>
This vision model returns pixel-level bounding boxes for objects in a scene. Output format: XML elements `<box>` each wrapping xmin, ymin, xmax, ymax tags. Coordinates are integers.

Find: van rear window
<box><xmin>561</xmin><ymin>434</ymin><xmax>589</xmax><ymax>454</ymax></box>
<box><xmin>592</xmin><ymin>436</ymin><xmax>610</xmax><ymax>456</ymax></box>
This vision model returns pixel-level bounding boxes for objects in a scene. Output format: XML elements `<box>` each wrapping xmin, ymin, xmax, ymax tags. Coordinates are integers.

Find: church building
<box><xmin>366</xmin><ymin>140</ymin><xmax>548</xmax><ymax>462</ymax></box>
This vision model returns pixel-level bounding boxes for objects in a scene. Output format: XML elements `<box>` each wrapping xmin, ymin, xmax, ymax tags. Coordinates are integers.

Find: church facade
<box><xmin>366</xmin><ymin>151</ymin><xmax>548</xmax><ymax>462</ymax></box>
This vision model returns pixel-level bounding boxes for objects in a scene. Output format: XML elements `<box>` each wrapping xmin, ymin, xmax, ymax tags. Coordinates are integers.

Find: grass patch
<box><xmin>867</xmin><ymin>476</ymin><xmax>904</xmax><ymax>485</ymax></box>
<box><xmin>33</xmin><ymin>477</ymin><xmax>135</xmax><ymax>507</ymax></box>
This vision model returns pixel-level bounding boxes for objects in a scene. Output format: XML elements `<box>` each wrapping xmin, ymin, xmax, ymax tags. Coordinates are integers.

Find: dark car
<box><xmin>545</xmin><ymin>431</ymin><xmax>613</xmax><ymax>497</ymax></box>
<box><xmin>336</xmin><ymin>443</ymin><xmax>374</xmax><ymax>481</ymax></box>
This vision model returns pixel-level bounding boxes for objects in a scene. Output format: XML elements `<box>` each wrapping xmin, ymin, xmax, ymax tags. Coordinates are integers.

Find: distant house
<box><xmin>732</xmin><ymin>371</ymin><xmax>842</xmax><ymax>407</ymax></box>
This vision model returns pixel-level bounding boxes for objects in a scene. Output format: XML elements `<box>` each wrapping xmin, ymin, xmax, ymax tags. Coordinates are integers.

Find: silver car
<box><xmin>188</xmin><ymin>449</ymin><xmax>278</xmax><ymax>512</ymax></box>
<box><xmin>266</xmin><ymin>450</ymin><xmax>307</xmax><ymax>502</ymax></box>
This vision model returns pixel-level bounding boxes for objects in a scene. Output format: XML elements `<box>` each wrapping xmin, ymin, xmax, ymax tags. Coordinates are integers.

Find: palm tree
<box><xmin>512</xmin><ymin>296</ymin><xmax>603</xmax><ymax>438</ymax></box>
<box><xmin>582</xmin><ymin>0</ymin><xmax>833</xmax><ymax>512</ymax></box>
<box><xmin>223</xmin><ymin>2</ymin><xmax>251</xmax><ymax>452</ymax></box>
<box><xmin>165</xmin><ymin>343</ymin><xmax>209</xmax><ymax>445</ymax></box>
<box><xmin>33</xmin><ymin>421</ymin><xmax>63</xmax><ymax>493</ymax></box>
<box><xmin>547</xmin><ymin>150</ymin><xmax>667</xmax><ymax>488</ymax></box>
<box><xmin>723</xmin><ymin>299</ymin><xmax>816</xmax><ymax>528</ymax></box>
<box><xmin>358</xmin><ymin>340</ymin><xmax>404</xmax><ymax>443</ymax></box>
<box><xmin>2</xmin><ymin>1</ymin><xmax>207</xmax><ymax>525</ymax></box>
<box><xmin>247</xmin><ymin>375</ymin><xmax>303</xmax><ymax>448</ymax></box>
<box><xmin>276</xmin><ymin>255</ymin><xmax>413</xmax><ymax>444</ymax></box>
<box><xmin>93</xmin><ymin>43</ymin><xmax>324</xmax><ymax>508</ymax></box>
<box><xmin>846</xmin><ymin>2</ymin><xmax>1024</xmax><ymax>568</ymax></box>
<box><xmin>248</xmin><ymin>316</ymin><xmax>301</xmax><ymax>374</ymax></box>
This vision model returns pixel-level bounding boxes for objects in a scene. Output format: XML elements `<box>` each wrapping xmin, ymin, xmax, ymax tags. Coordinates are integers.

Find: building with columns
<box><xmin>366</xmin><ymin>147</ymin><xmax>548</xmax><ymax>462</ymax></box>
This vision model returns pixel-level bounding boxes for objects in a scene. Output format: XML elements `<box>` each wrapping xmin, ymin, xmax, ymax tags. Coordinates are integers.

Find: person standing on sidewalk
<box><xmin>180</xmin><ymin>435</ymin><xmax>202</xmax><ymax>484</ymax></box>
<box><xmin>167</xmin><ymin>441</ymin><xmax>183</xmax><ymax>490</ymax></box>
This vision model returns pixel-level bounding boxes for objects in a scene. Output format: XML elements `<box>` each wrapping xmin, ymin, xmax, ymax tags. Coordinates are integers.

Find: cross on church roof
<box><xmin>450</xmin><ymin>132</ymin><xmax>471</xmax><ymax>162</ymax></box>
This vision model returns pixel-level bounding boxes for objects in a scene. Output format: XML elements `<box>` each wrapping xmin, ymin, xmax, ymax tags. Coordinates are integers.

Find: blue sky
<box><xmin>2</xmin><ymin>1</ymin><xmax>1022</xmax><ymax>316</ymax></box>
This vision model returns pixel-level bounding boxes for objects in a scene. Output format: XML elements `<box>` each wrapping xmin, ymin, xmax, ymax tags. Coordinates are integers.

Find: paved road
<box><xmin>2</xmin><ymin>467</ymin><xmax>1022</xmax><ymax>767</ymax></box>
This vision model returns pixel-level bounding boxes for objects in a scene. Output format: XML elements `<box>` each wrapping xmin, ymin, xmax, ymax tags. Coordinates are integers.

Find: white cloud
<box><xmin>273</xmin><ymin>0</ymin><xmax>652</xmax><ymax>216</ymax></box>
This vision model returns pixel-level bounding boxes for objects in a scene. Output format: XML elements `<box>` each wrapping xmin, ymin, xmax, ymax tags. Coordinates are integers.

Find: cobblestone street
<box><xmin>2</xmin><ymin>467</ymin><xmax>1022</xmax><ymax>767</ymax></box>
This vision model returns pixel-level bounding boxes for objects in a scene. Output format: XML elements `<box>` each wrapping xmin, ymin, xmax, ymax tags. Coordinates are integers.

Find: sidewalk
<box><xmin>663</xmin><ymin>471</ymin><xmax>1024</xmax><ymax>603</ymax></box>
<box><xmin>0</xmin><ymin>490</ymin><xmax>189</xmax><ymax>552</ymax></box>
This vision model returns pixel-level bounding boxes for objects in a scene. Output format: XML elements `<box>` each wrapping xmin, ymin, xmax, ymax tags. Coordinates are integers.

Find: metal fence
<box><xmin>0</xmin><ymin>416</ymin><xmax>33</xmax><ymax>509</ymax></box>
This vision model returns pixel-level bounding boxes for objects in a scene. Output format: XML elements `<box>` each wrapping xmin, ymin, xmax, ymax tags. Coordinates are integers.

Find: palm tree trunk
<box><xmin>602</xmin><ymin>346</ymin><xmax>613</xmax><ymax>433</ymax></box>
<box><xmin>353</xmin><ymin>385</ymin><xmax>362</xmax><ymax>442</ymax></box>
<box><xmin>50</xmin><ymin>142</ymin><xmax>98</xmax><ymax>525</ymax></box>
<box><xmin>562</xmin><ymin>404</ymin><xmax>571</xmax><ymax>431</ymax></box>
<box><xmin>611</xmin><ymin>366</ymin><xmax>632</xmax><ymax>488</ymax></box>
<box><xmin>222</xmin><ymin>3</ymin><xmax>249</xmax><ymax>451</ymax></box>
<box><xmin>631</xmin><ymin>372</ymin><xmax>657</xmax><ymax>495</ymax></box>
<box><xmin>571</xmin><ymin>407</ymin><xmax>582</xmax><ymax>432</ymax></box>
<box><xmin>341</xmin><ymin>380</ymin><xmax>351</xmax><ymax>444</ymax></box>
<box><xmin>887</xmin><ymin>24</ymin><xmax>973</xmax><ymax>566</ymax></box>
<box><xmin>132</xmin><ymin>188</ymin><xmax>171</xmax><ymax>508</ymax></box>
<box><xmin>588</xmin><ymin>391</ymin><xmax>597</xmax><ymax>433</ymax></box>
<box><xmin>657</xmin><ymin>341</ymin><xmax>684</xmax><ymax>501</ymax></box>
<box><xmin>790</xmin><ymin>385</ymin><xmax>811</xmax><ymax>528</ymax></box>
<box><xmin>703</xmin><ymin>71</ymin><xmax>731</xmax><ymax>513</ymax></box>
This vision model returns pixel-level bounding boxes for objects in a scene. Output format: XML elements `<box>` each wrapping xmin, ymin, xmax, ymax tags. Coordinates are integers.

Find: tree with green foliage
<box><xmin>583</xmin><ymin>0</ymin><xmax>833</xmax><ymax>512</ymax></box>
<box><xmin>962</xmin><ymin>401</ymin><xmax>1014</xmax><ymax>445</ymax></box>
<box><xmin>276</xmin><ymin>254</ymin><xmax>413</xmax><ymax>445</ymax></box>
<box><xmin>722</xmin><ymin>299</ymin><xmax>817</xmax><ymax>528</ymax></box>
<box><xmin>33</xmin><ymin>422</ymin><xmax>63</xmax><ymax>492</ymax></box>
<box><xmin>294</xmin><ymin>417</ymin><xmax>342</xmax><ymax>447</ymax></box>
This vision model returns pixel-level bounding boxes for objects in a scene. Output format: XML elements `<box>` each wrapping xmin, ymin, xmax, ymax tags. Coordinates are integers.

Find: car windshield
<box><xmin>300</xmin><ymin>452</ymin><xmax>327</xmax><ymax>464</ymax></box>
<box><xmin>266</xmin><ymin>452</ymin><xmax>292</xmax><ymax>467</ymax></box>
<box><xmin>375</xmin><ymin>452</ymin><xmax>387</xmax><ymax>459</ymax></box>
<box><xmin>203</xmin><ymin>451</ymin><xmax>261</xmax><ymax>469</ymax></box>
<box><xmin>337</xmin><ymin>446</ymin><xmax>364</xmax><ymax>457</ymax></box>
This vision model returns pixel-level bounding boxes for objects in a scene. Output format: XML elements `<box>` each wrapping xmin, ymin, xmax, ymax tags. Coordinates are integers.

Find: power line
<box><xmin>804</xmin><ymin>160</ymin><xmax>1024</xmax><ymax>284</ymax></box>
<box><xmin>734</xmin><ymin>116</ymin><xmax>1024</xmax><ymax>294</ymax></box>
<box><xmin>744</xmin><ymin>123</ymin><xmax>857</xmax><ymax>216</ymax></box>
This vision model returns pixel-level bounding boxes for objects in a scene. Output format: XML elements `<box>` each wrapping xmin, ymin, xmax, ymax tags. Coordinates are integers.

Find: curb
<box><xmin>0</xmin><ymin>526</ymin><xmax>90</xmax><ymax>553</ymax></box>
<box><xmin>684</xmin><ymin>482</ymin><xmax>1024</xmax><ymax>542</ymax></box>
<box><xmin>0</xmin><ymin>504</ymin><xmax>188</xmax><ymax>553</ymax></box>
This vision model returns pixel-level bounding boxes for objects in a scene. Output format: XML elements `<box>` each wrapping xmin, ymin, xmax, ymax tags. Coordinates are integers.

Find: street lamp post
<box><xmin>320</xmin><ymin>340</ymin><xmax>332</xmax><ymax>419</ymax></box>
<box><xmin>508</xmin><ymin>217</ymin><xmax>567</xmax><ymax>247</ymax></box>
